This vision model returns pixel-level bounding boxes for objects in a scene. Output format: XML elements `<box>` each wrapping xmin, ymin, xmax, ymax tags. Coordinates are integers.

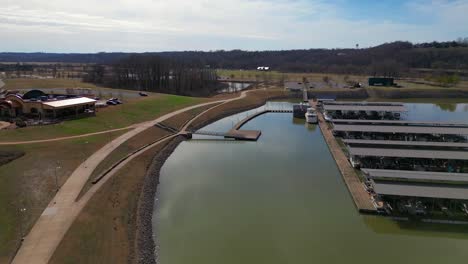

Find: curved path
<box><xmin>12</xmin><ymin>91</ymin><xmax>249</xmax><ymax>264</ymax></box>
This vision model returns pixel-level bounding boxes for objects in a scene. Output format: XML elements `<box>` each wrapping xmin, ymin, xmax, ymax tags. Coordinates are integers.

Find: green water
<box><xmin>154</xmin><ymin>102</ymin><xmax>468</xmax><ymax>264</ymax></box>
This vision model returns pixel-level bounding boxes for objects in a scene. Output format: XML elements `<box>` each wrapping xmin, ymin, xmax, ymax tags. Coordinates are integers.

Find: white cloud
<box><xmin>0</xmin><ymin>0</ymin><xmax>466</xmax><ymax>52</ymax></box>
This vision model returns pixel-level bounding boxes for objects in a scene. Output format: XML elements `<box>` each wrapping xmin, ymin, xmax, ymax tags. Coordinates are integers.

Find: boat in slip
<box><xmin>305</xmin><ymin>107</ymin><xmax>318</xmax><ymax>124</ymax></box>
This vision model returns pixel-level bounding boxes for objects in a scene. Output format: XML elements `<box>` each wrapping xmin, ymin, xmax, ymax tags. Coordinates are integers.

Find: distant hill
<box><xmin>1</xmin><ymin>41</ymin><xmax>468</xmax><ymax>75</ymax></box>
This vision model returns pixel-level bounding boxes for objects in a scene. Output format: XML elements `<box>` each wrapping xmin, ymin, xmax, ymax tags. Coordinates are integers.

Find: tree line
<box><xmin>2</xmin><ymin>39</ymin><xmax>468</xmax><ymax>79</ymax></box>
<box><xmin>84</xmin><ymin>54</ymin><xmax>219</xmax><ymax>96</ymax></box>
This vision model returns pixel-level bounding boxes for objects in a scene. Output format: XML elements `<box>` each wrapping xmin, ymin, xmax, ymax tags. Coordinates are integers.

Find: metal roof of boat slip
<box><xmin>362</xmin><ymin>169</ymin><xmax>468</xmax><ymax>183</ymax></box>
<box><xmin>332</xmin><ymin>119</ymin><xmax>468</xmax><ymax>127</ymax></box>
<box><xmin>373</xmin><ymin>181</ymin><xmax>468</xmax><ymax>200</ymax></box>
<box><xmin>348</xmin><ymin>147</ymin><xmax>468</xmax><ymax>160</ymax></box>
<box><xmin>323</xmin><ymin>101</ymin><xmax>404</xmax><ymax>106</ymax></box>
<box><xmin>333</xmin><ymin>124</ymin><xmax>468</xmax><ymax>135</ymax></box>
<box><xmin>324</xmin><ymin>104</ymin><xmax>407</xmax><ymax>112</ymax></box>
<box><xmin>342</xmin><ymin>139</ymin><xmax>468</xmax><ymax>148</ymax></box>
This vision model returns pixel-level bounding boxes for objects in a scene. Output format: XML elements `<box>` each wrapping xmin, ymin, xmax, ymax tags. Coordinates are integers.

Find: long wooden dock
<box><xmin>313</xmin><ymin>101</ymin><xmax>377</xmax><ymax>214</ymax></box>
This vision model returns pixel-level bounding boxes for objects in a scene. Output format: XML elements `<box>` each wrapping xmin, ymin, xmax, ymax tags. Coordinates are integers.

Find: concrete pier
<box><xmin>313</xmin><ymin>101</ymin><xmax>377</xmax><ymax>214</ymax></box>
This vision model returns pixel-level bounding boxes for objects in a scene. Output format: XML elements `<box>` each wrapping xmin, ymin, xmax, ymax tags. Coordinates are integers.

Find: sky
<box><xmin>0</xmin><ymin>0</ymin><xmax>467</xmax><ymax>52</ymax></box>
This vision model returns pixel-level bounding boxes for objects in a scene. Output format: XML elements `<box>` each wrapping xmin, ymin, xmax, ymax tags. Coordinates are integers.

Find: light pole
<box><xmin>19</xmin><ymin>208</ymin><xmax>26</xmax><ymax>241</ymax></box>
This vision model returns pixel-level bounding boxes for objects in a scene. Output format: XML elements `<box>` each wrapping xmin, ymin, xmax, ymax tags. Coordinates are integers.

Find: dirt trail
<box><xmin>12</xmin><ymin>91</ymin><xmax>248</xmax><ymax>264</ymax></box>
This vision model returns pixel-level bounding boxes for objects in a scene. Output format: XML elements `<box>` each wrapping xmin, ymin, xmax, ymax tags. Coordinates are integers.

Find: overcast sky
<box><xmin>0</xmin><ymin>0</ymin><xmax>467</xmax><ymax>52</ymax></box>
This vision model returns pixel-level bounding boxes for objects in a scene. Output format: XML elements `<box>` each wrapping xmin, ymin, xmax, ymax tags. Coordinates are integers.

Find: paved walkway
<box><xmin>12</xmin><ymin>91</ymin><xmax>248</xmax><ymax>264</ymax></box>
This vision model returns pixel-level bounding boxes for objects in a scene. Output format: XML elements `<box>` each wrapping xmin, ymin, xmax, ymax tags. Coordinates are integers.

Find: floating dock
<box><xmin>312</xmin><ymin>100</ymin><xmax>377</xmax><ymax>214</ymax></box>
<box><xmin>190</xmin><ymin>109</ymin><xmax>292</xmax><ymax>141</ymax></box>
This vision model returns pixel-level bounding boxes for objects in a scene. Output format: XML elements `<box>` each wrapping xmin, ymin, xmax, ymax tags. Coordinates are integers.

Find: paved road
<box><xmin>12</xmin><ymin>91</ymin><xmax>248</xmax><ymax>264</ymax></box>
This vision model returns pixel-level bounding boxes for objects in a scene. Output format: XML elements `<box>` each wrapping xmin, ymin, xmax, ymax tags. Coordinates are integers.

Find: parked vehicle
<box><xmin>139</xmin><ymin>92</ymin><xmax>148</xmax><ymax>97</ymax></box>
<box><xmin>107</xmin><ymin>98</ymin><xmax>122</xmax><ymax>105</ymax></box>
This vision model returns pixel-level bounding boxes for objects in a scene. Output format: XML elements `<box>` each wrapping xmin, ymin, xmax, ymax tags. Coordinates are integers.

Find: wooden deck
<box><xmin>313</xmin><ymin>101</ymin><xmax>377</xmax><ymax>214</ymax></box>
<box><xmin>225</xmin><ymin>129</ymin><xmax>262</xmax><ymax>141</ymax></box>
<box><xmin>191</xmin><ymin>109</ymin><xmax>291</xmax><ymax>141</ymax></box>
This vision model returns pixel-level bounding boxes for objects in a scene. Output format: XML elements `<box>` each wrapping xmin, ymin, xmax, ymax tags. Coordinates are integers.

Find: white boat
<box><xmin>305</xmin><ymin>108</ymin><xmax>318</xmax><ymax>124</ymax></box>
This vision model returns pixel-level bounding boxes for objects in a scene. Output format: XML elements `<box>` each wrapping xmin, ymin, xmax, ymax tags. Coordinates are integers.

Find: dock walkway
<box><xmin>313</xmin><ymin>101</ymin><xmax>377</xmax><ymax>214</ymax></box>
<box><xmin>191</xmin><ymin>109</ymin><xmax>291</xmax><ymax>141</ymax></box>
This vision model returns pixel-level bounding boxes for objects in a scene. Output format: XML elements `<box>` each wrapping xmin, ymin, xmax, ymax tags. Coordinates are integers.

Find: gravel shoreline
<box><xmin>134</xmin><ymin>136</ymin><xmax>184</xmax><ymax>264</ymax></box>
<box><xmin>134</xmin><ymin>93</ymin><xmax>290</xmax><ymax>263</ymax></box>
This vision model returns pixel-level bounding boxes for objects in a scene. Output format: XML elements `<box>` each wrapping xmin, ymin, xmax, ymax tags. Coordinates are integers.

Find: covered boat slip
<box><xmin>323</xmin><ymin>104</ymin><xmax>407</xmax><ymax>112</ymax></box>
<box><xmin>348</xmin><ymin>147</ymin><xmax>468</xmax><ymax>160</ymax></box>
<box><xmin>362</xmin><ymin>169</ymin><xmax>468</xmax><ymax>183</ymax></box>
<box><xmin>332</xmin><ymin>119</ymin><xmax>468</xmax><ymax>128</ymax></box>
<box><xmin>373</xmin><ymin>180</ymin><xmax>468</xmax><ymax>200</ymax></box>
<box><xmin>343</xmin><ymin>139</ymin><xmax>468</xmax><ymax>149</ymax></box>
<box><xmin>323</xmin><ymin>101</ymin><xmax>404</xmax><ymax>106</ymax></box>
<box><xmin>333</xmin><ymin>124</ymin><xmax>468</xmax><ymax>136</ymax></box>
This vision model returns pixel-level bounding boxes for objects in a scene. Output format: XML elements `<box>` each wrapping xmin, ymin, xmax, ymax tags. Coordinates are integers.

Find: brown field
<box><xmin>50</xmin><ymin>138</ymin><xmax>175</xmax><ymax>264</ymax></box>
<box><xmin>0</xmin><ymin>132</ymin><xmax>126</xmax><ymax>263</ymax></box>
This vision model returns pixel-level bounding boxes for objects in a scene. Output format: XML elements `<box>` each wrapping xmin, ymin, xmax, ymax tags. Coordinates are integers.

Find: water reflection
<box><xmin>435</xmin><ymin>103</ymin><xmax>457</xmax><ymax>112</ymax></box>
<box><xmin>363</xmin><ymin>215</ymin><xmax>468</xmax><ymax>239</ymax></box>
<box><xmin>218</xmin><ymin>82</ymin><xmax>251</xmax><ymax>93</ymax></box>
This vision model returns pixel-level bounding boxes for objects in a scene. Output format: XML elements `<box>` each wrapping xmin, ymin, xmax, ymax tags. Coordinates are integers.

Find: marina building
<box><xmin>0</xmin><ymin>89</ymin><xmax>96</xmax><ymax>120</ymax></box>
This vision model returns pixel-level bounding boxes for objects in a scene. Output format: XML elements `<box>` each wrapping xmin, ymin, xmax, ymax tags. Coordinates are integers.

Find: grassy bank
<box><xmin>0</xmin><ymin>132</ymin><xmax>126</xmax><ymax>263</ymax></box>
<box><xmin>0</xmin><ymin>94</ymin><xmax>206</xmax><ymax>142</ymax></box>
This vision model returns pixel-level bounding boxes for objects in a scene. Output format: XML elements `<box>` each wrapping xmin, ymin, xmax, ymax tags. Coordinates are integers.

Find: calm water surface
<box><xmin>153</xmin><ymin>102</ymin><xmax>468</xmax><ymax>264</ymax></box>
<box><xmin>218</xmin><ymin>82</ymin><xmax>251</xmax><ymax>93</ymax></box>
